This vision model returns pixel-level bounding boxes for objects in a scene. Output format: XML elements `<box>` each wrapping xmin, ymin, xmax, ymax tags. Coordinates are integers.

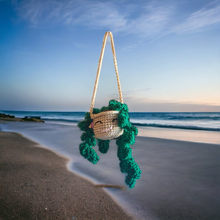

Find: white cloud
<box><xmin>173</xmin><ymin>0</ymin><xmax>220</xmax><ymax>34</ymax></box>
<box><xmin>124</xmin><ymin>4</ymin><xmax>173</xmax><ymax>38</ymax></box>
<box><xmin>15</xmin><ymin>0</ymin><xmax>127</xmax><ymax>29</ymax></box>
<box><xmin>15</xmin><ymin>0</ymin><xmax>220</xmax><ymax>39</ymax></box>
<box><xmin>14</xmin><ymin>0</ymin><xmax>173</xmax><ymax>39</ymax></box>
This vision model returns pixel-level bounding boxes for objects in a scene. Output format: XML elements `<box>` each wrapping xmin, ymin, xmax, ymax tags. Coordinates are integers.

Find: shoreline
<box><xmin>0</xmin><ymin>131</ymin><xmax>133</xmax><ymax>219</ymax></box>
<box><xmin>1</xmin><ymin>117</ymin><xmax>219</xmax><ymax>145</ymax></box>
<box><xmin>137</xmin><ymin>126</ymin><xmax>220</xmax><ymax>145</ymax></box>
<box><xmin>1</xmin><ymin>120</ymin><xmax>220</xmax><ymax>220</ymax></box>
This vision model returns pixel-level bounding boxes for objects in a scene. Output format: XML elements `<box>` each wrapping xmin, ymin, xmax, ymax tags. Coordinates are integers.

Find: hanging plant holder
<box><xmin>91</xmin><ymin>110</ymin><xmax>124</xmax><ymax>140</ymax></box>
<box><xmin>78</xmin><ymin>31</ymin><xmax>141</xmax><ymax>188</ymax></box>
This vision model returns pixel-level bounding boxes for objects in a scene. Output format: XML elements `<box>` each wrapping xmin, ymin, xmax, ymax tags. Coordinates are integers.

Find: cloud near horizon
<box><xmin>95</xmin><ymin>92</ymin><xmax>220</xmax><ymax>112</ymax></box>
<box><xmin>123</xmin><ymin>96</ymin><xmax>220</xmax><ymax>112</ymax></box>
<box><xmin>14</xmin><ymin>0</ymin><xmax>220</xmax><ymax>39</ymax></box>
<box><xmin>0</xmin><ymin>92</ymin><xmax>219</xmax><ymax>111</ymax></box>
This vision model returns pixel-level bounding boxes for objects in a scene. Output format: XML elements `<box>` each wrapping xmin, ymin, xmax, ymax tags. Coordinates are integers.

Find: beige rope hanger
<box><xmin>90</xmin><ymin>31</ymin><xmax>123</xmax><ymax>119</ymax></box>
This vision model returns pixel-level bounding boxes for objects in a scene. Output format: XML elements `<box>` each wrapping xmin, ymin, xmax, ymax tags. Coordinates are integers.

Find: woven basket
<box><xmin>92</xmin><ymin>110</ymin><xmax>123</xmax><ymax>140</ymax></box>
<box><xmin>90</xmin><ymin>32</ymin><xmax>124</xmax><ymax>140</ymax></box>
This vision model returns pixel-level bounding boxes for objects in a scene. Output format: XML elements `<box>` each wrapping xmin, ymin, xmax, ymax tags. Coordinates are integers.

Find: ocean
<box><xmin>1</xmin><ymin>111</ymin><xmax>220</xmax><ymax>132</ymax></box>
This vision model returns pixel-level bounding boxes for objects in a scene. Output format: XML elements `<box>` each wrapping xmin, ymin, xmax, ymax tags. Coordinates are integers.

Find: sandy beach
<box><xmin>0</xmin><ymin>119</ymin><xmax>220</xmax><ymax>220</ymax></box>
<box><xmin>0</xmin><ymin>131</ymin><xmax>133</xmax><ymax>220</ymax></box>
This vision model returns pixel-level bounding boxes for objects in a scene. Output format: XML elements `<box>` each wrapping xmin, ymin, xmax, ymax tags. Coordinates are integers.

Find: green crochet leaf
<box><xmin>79</xmin><ymin>143</ymin><xmax>99</xmax><ymax>164</ymax></box>
<box><xmin>118</xmin><ymin>110</ymin><xmax>130</xmax><ymax>128</ymax></box>
<box><xmin>80</xmin><ymin>133</ymin><xmax>96</xmax><ymax>147</ymax></box>
<box><xmin>98</xmin><ymin>139</ymin><xmax>110</xmax><ymax>154</ymax></box>
<box><xmin>117</xmin><ymin>145</ymin><xmax>132</xmax><ymax>160</ymax></box>
<box><xmin>125</xmin><ymin>175</ymin><xmax>136</xmax><ymax>188</ymax></box>
<box><xmin>77</xmin><ymin>120</ymin><xmax>91</xmax><ymax>131</ymax></box>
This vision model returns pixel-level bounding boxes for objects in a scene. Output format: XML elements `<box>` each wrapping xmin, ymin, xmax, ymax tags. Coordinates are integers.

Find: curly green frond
<box><xmin>100</xmin><ymin>106</ymin><xmax>109</xmax><ymax>112</ymax></box>
<box><xmin>78</xmin><ymin>120</ymin><xmax>91</xmax><ymax>131</ymax></box>
<box><xmin>125</xmin><ymin>175</ymin><xmax>136</xmax><ymax>188</ymax></box>
<box><xmin>93</xmin><ymin>108</ymin><xmax>101</xmax><ymax>114</ymax></box>
<box><xmin>108</xmin><ymin>99</ymin><xmax>141</xmax><ymax>188</ymax></box>
<box><xmin>118</xmin><ymin>110</ymin><xmax>130</xmax><ymax>128</ymax></box>
<box><xmin>98</xmin><ymin>139</ymin><xmax>110</xmax><ymax>154</ymax></box>
<box><xmin>84</xmin><ymin>112</ymin><xmax>91</xmax><ymax>120</ymax></box>
<box><xmin>117</xmin><ymin>144</ymin><xmax>132</xmax><ymax>160</ymax></box>
<box><xmin>117</xmin><ymin>129</ymin><xmax>136</xmax><ymax>146</ymax></box>
<box><xmin>80</xmin><ymin>133</ymin><xmax>96</xmax><ymax>147</ymax></box>
<box><xmin>79</xmin><ymin>142</ymin><xmax>99</xmax><ymax>164</ymax></box>
<box><xmin>78</xmin><ymin>109</ymin><xmax>99</xmax><ymax>164</ymax></box>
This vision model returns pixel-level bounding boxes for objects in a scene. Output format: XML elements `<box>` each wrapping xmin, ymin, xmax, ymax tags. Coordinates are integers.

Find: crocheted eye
<box><xmin>112</xmin><ymin>118</ymin><xmax>118</xmax><ymax>122</ymax></box>
<box><xmin>95</xmin><ymin>120</ymin><xmax>102</xmax><ymax>125</ymax></box>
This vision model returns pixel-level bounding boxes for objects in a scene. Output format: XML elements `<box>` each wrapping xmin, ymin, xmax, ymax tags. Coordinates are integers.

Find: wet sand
<box><xmin>0</xmin><ymin>131</ymin><xmax>133</xmax><ymax>220</ymax></box>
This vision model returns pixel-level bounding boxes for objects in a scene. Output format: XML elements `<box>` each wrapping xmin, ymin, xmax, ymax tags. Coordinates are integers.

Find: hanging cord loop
<box><xmin>90</xmin><ymin>31</ymin><xmax>123</xmax><ymax>118</ymax></box>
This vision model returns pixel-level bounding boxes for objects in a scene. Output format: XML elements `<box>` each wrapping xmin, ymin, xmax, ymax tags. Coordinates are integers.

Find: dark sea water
<box><xmin>1</xmin><ymin>110</ymin><xmax>220</xmax><ymax>132</ymax></box>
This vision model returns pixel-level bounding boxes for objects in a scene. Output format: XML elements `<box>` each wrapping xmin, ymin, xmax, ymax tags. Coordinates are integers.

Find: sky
<box><xmin>0</xmin><ymin>0</ymin><xmax>220</xmax><ymax>112</ymax></box>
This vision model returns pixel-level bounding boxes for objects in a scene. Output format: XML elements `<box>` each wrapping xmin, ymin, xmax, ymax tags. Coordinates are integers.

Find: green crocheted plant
<box><xmin>78</xmin><ymin>99</ymin><xmax>141</xmax><ymax>188</ymax></box>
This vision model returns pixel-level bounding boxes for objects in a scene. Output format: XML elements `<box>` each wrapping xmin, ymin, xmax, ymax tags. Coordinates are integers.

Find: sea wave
<box><xmin>129</xmin><ymin>112</ymin><xmax>220</xmax><ymax>121</ymax></box>
<box><xmin>43</xmin><ymin>118</ymin><xmax>80</xmax><ymax>123</ymax></box>
<box><xmin>165</xmin><ymin>116</ymin><xmax>220</xmax><ymax>120</ymax></box>
<box><xmin>131</xmin><ymin>122</ymin><xmax>220</xmax><ymax>131</ymax></box>
<box><xmin>42</xmin><ymin>118</ymin><xmax>220</xmax><ymax>132</ymax></box>
<box><xmin>1</xmin><ymin>110</ymin><xmax>219</xmax><ymax>132</ymax></box>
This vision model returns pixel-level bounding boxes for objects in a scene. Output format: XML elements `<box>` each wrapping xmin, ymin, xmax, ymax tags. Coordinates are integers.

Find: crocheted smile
<box><xmin>89</xmin><ymin>117</ymin><xmax>118</xmax><ymax>132</ymax></box>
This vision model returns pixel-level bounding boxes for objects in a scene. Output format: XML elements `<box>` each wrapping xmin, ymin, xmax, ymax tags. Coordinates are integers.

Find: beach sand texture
<box><xmin>0</xmin><ymin>132</ymin><xmax>133</xmax><ymax>220</ymax></box>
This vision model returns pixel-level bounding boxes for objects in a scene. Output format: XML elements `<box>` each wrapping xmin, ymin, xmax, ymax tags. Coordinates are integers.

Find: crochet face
<box><xmin>90</xmin><ymin>111</ymin><xmax>123</xmax><ymax>140</ymax></box>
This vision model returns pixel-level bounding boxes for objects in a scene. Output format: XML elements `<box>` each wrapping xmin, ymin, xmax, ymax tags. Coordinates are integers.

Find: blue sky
<box><xmin>0</xmin><ymin>0</ymin><xmax>220</xmax><ymax>111</ymax></box>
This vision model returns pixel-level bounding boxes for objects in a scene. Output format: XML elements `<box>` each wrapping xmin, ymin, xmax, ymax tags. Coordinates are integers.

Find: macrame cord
<box><xmin>90</xmin><ymin>31</ymin><xmax>123</xmax><ymax>118</ymax></box>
